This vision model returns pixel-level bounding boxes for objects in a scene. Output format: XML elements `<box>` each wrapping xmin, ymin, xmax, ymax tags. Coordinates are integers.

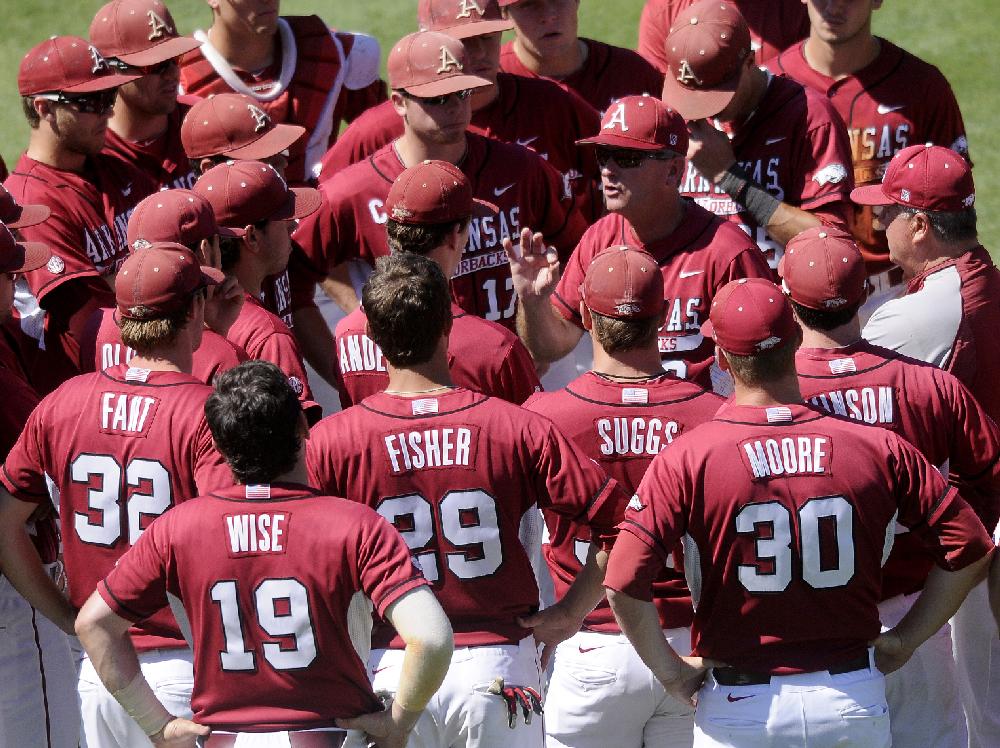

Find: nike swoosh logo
<box><xmin>121</xmin><ymin>183</ymin><xmax>133</xmax><ymax>196</ymax></box>
<box><xmin>578</xmin><ymin>645</ymin><xmax>605</xmax><ymax>654</ymax></box>
<box><xmin>516</xmin><ymin>136</ymin><xmax>539</xmax><ymax>148</ymax></box>
<box><xmin>727</xmin><ymin>694</ymin><xmax>754</xmax><ymax>702</ymax></box>
<box><xmin>877</xmin><ymin>104</ymin><xmax>905</xmax><ymax>115</ymax></box>
<box><xmin>494</xmin><ymin>183</ymin><xmax>516</xmax><ymax>197</ymax></box>
<box><xmin>765</xmin><ymin>137</ymin><xmax>786</xmax><ymax>145</ymax></box>
<box><xmin>372</xmin><ymin>666</ymin><xmax>392</xmax><ymax>675</ymax></box>
<box><xmin>679</xmin><ymin>270</ymin><xmax>704</xmax><ymax>278</ymax></box>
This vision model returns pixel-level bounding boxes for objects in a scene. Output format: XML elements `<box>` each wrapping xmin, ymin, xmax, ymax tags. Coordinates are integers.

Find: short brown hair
<box><xmin>362</xmin><ymin>253</ymin><xmax>452</xmax><ymax>367</ymax></box>
<box><xmin>591</xmin><ymin>311</ymin><xmax>661</xmax><ymax>354</ymax></box>
<box><xmin>721</xmin><ymin>335</ymin><xmax>799</xmax><ymax>386</ymax></box>
<box><xmin>117</xmin><ymin>295</ymin><xmax>196</xmax><ymax>354</ymax></box>
<box><xmin>386</xmin><ymin>217</ymin><xmax>467</xmax><ymax>256</ymax></box>
<box><xmin>22</xmin><ymin>97</ymin><xmax>41</xmax><ymax>129</ymax></box>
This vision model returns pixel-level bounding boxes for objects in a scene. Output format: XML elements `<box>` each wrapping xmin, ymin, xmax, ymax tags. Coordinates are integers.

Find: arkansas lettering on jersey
<box><xmin>552</xmin><ymin>204</ymin><xmax>772</xmax><ymax>388</ymax></box>
<box><xmin>768</xmin><ymin>41</ymin><xmax>969</xmax><ymax>268</ymax></box>
<box><xmin>334</xmin><ymin>303</ymin><xmax>540</xmax><ymax>408</ymax></box>
<box><xmin>295</xmin><ymin>132</ymin><xmax>586</xmax><ymax>329</ymax></box>
<box><xmin>98</xmin><ymin>483</ymin><xmax>427</xmax><ymax>731</ymax></box>
<box><xmin>102</xmin><ymin>101</ymin><xmax>199</xmax><ymax>191</ymax></box>
<box><xmin>499</xmin><ymin>38</ymin><xmax>665</xmax><ymax>114</ymax></box>
<box><xmin>0</xmin><ymin>366</ymin><xmax>231</xmax><ymax>650</ymax></box>
<box><xmin>603</xmin><ymin>402</ymin><xmax>993</xmax><ymax>674</ymax></box>
<box><xmin>306</xmin><ymin>388</ymin><xmax>624</xmax><ymax>648</ymax></box>
<box><xmin>678</xmin><ymin>75</ymin><xmax>853</xmax><ymax>268</ymax></box>
<box><xmin>80</xmin><ymin>307</ymin><xmax>248</xmax><ymax>386</ymax></box>
<box><xmin>525</xmin><ymin>372</ymin><xmax>723</xmax><ymax>631</ymax></box>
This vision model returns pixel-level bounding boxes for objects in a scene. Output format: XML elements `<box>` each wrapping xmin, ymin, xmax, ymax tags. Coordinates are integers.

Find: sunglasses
<box><xmin>400</xmin><ymin>88</ymin><xmax>473</xmax><ymax>106</ymax></box>
<box><xmin>595</xmin><ymin>147</ymin><xmax>679</xmax><ymax>169</ymax></box>
<box><xmin>37</xmin><ymin>89</ymin><xmax>117</xmax><ymax>115</ymax></box>
<box><xmin>108</xmin><ymin>58</ymin><xmax>176</xmax><ymax>76</ymax></box>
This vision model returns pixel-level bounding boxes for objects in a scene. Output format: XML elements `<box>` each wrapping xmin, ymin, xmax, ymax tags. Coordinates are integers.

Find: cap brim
<box><xmin>62</xmin><ymin>72</ymin><xmax>140</xmax><ymax>93</ymax></box>
<box><xmin>6</xmin><ymin>241</ymin><xmax>50</xmax><ymax>273</ymax></box>
<box><xmin>270</xmin><ymin>187</ymin><xmax>322</xmax><ymax>222</ymax></box>
<box><xmin>225</xmin><ymin>123</ymin><xmax>306</xmax><ymax>160</ymax></box>
<box><xmin>4</xmin><ymin>202</ymin><xmax>51</xmax><ymax>229</ymax></box>
<box><xmin>216</xmin><ymin>225</ymin><xmax>244</xmax><ymax>239</ymax></box>
<box><xmin>199</xmin><ymin>265</ymin><xmax>225</xmax><ymax>288</ymax></box>
<box><xmin>850</xmin><ymin>184</ymin><xmax>894</xmax><ymax>206</ymax></box>
<box><xmin>661</xmin><ymin>73</ymin><xmax>738</xmax><ymax>121</ymax></box>
<box><xmin>700</xmin><ymin>318</ymin><xmax>716</xmax><ymax>342</ymax></box>
<box><xmin>576</xmin><ymin>133</ymin><xmax>666</xmax><ymax>151</ymax></box>
<box><xmin>113</xmin><ymin>36</ymin><xmax>203</xmax><ymax>66</ymax></box>
<box><xmin>438</xmin><ymin>20</ymin><xmax>515</xmax><ymax>39</ymax></box>
<box><xmin>402</xmin><ymin>74</ymin><xmax>493</xmax><ymax>98</ymax></box>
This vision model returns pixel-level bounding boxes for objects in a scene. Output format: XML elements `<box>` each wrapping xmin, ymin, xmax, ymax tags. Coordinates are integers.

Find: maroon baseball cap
<box><xmin>778</xmin><ymin>227</ymin><xmax>867</xmax><ymax>312</ymax></box>
<box><xmin>850</xmin><ymin>144</ymin><xmax>975</xmax><ymax>212</ymax></box>
<box><xmin>388</xmin><ymin>31</ymin><xmax>493</xmax><ymax>97</ymax></box>
<box><xmin>127</xmin><ymin>189</ymin><xmax>242</xmax><ymax>252</ymax></box>
<box><xmin>181</xmin><ymin>93</ymin><xmax>305</xmax><ymax>161</ymax></box>
<box><xmin>386</xmin><ymin>160</ymin><xmax>497</xmax><ymax>225</ymax></box>
<box><xmin>660</xmin><ymin>0</ymin><xmax>752</xmax><ymax>120</ymax></box>
<box><xmin>418</xmin><ymin>0</ymin><xmax>514</xmax><ymax>39</ymax></box>
<box><xmin>701</xmin><ymin>278</ymin><xmax>798</xmax><ymax>356</ymax></box>
<box><xmin>0</xmin><ymin>185</ymin><xmax>50</xmax><ymax>229</ymax></box>
<box><xmin>115</xmin><ymin>242</ymin><xmax>223</xmax><ymax>319</ymax></box>
<box><xmin>582</xmin><ymin>246</ymin><xmax>665</xmax><ymax>320</ymax></box>
<box><xmin>194</xmin><ymin>161</ymin><xmax>321</xmax><ymax>229</ymax></box>
<box><xmin>0</xmin><ymin>224</ymin><xmax>49</xmax><ymax>274</ymax></box>
<box><xmin>577</xmin><ymin>95</ymin><xmax>688</xmax><ymax>153</ymax></box>
<box><xmin>90</xmin><ymin>0</ymin><xmax>201</xmax><ymax>67</ymax></box>
<box><xmin>18</xmin><ymin>36</ymin><xmax>139</xmax><ymax>96</ymax></box>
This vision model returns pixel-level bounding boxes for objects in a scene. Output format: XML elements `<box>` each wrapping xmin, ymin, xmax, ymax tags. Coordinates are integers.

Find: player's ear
<box><xmin>580</xmin><ymin>300</ymin><xmax>593</xmax><ymax>331</ymax></box>
<box><xmin>910</xmin><ymin>211</ymin><xmax>932</xmax><ymax>245</ymax></box>
<box><xmin>716</xmin><ymin>346</ymin><xmax>731</xmax><ymax>373</ymax></box>
<box><xmin>197</xmin><ymin>157</ymin><xmax>215</xmax><ymax>175</ymax></box>
<box><xmin>33</xmin><ymin>97</ymin><xmax>56</xmax><ymax>124</ymax></box>
<box><xmin>665</xmin><ymin>155</ymin><xmax>686</xmax><ymax>187</ymax></box>
<box><xmin>390</xmin><ymin>91</ymin><xmax>408</xmax><ymax>118</ymax></box>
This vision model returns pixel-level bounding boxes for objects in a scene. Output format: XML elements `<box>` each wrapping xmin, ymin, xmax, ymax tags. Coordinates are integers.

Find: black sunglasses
<box><xmin>108</xmin><ymin>57</ymin><xmax>176</xmax><ymax>76</ymax></box>
<box><xmin>400</xmin><ymin>88</ymin><xmax>473</xmax><ymax>106</ymax></box>
<box><xmin>595</xmin><ymin>147</ymin><xmax>679</xmax><ymax>169</ymax></box>
<box><xmin>38</xmin><ymin>89</ymin><xmax>118</xmax><ymax>115</ymax></box>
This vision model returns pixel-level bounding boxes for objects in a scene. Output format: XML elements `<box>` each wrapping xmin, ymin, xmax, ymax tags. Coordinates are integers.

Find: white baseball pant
<box><xmin>951</xmin><ymin>579</ymin><xmax>1000</xmax><ymax>748</ymax></box>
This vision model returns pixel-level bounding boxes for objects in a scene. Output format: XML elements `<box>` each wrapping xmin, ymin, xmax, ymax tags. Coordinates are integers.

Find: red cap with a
<box><xmin>660</xmin><ymin>0</ymin><xmax>752</xmax><ymax>120</ymax></box>
<box><xmin>850</xmin><ymin>144</ymin><xmax>975</xmax><ymax>212</ymax></box>
<box><xmin>388</xmin><ymin>31</ymin><xmax>493</xmax><ymax>97</ymax></box>
<box><xmin>181</xmin><ymin>93</ymin><xmax>305</xmax><ymax>161</ymax></box>
<box><xmin>194</xmin><ymin>161</ymin><xmax>321</xmax><ymax>229</ymax></box>
<box><xmin>385</xmin><ymin>160</ymin><xmax>498</xmax><ymax>225</ymax></box>
<box><xmin>582</xmin><ymin>246</ymin><xmax>665</xmax><ymax>320</ymax></box>
<box><xmin>90</xmin><ymin>0</ymin><xmax>201</xmax><ymax>66</ymax></box>
<box><xmin>418</xmin><ymin>0</ymin><xmax>513</xmax><ymax>38</ymax></box>
<box><xmin>778</xmin><ymin>227</ymin><xmax>867</xmax><ymax>312</ymax></box>
<box><xmin>701</xmin><ymin>278</ymin><xmax>798</xmax><ymax>355</ymax></box>
<box><xmin>0</xmin><ymin>185</ymin><xmax>50</xmax><ymax>229</ymax></box>
<box><xmin>127</xmin><ymin>189</ymin><xmax>242</xmax><ymax>251</ymax></box>
<box><xmin>18</xmin><ymin>35</ymin><xmax>139</xmax><ymax>95</ymax></box>
<box><xmin>0</xmin><ymin>224</ymin><xmax>49</xmax><ymax>274</ymax></box>
<box><xmin>577</xmin><ymin>95</ymin><xmax>688</xmax><ymax>153</ymax></box>
<box><xmin>115</xmin><ymin>242</ymin><xmax>223</xmax><ymax>319</ymax></box>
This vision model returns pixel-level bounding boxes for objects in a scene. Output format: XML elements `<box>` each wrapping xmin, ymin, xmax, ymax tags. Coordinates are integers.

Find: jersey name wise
<box><xmin>384</xmin><ymin>427</ymin><xmax>475</xmax><ymax>474</ymax></box>
<box><xmin>807</xmin><ymin>386</ymin><xmax>895</xmax><ymax>425</ymax></box>
<box><xmin>99</xmin><ymin>392</ymin><xmax>157</xmax><ymax>435</ymax></box>
<box><xmin>740</xmin><ymin>435</ymin><xmax>831</xmax><ymax>479</ymax></box>
<box><xmin>225</xmin><ymin>512</ymin><xmax>287</xmax><ymax>556</ymax></box>
<box><xmin>596</xmin><ymin>417</ymin><xmax>680</xmax><ymax>456</ymax></box>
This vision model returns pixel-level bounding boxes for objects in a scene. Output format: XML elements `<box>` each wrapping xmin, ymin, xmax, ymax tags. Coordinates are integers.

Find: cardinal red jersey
<box><xmin>795</xmin><ymin>341</ymin><xmax>1000</xmax><ymax>599</ymax></box>
<box><xmin>102</xmin><ymin>100</ymin><xmax>199</xmax><ymax>191</ymax></box>
<box><xmin>179</xmin><ymin>16</ymin><xmax>387</xmax><ymax>185</ymax></box>
<box><xmin>0</xmin><ymin>365</ymin><xmax>232</xmax><ymax>650</ymax></box>
<box><xmin>604</xmin><ymin>402</ymin><xmax>993</xmax><ymax>674</ymax></box>
<box><xmin>334</xmin><ymin>303</ymin><xmax>540</xmax><ymax>408</ymax></box>
<box><xmin>499</xmin><ymin>38</ymin><xmax>665</xmax><ymax>114</ymax></box>
<box><xmin>768</xmin><ymin>40</ymin><xmax>969</xmax><ymax>270</ymax></box>
<box><xmin>295</xmin><ymin>133</ymin><xmax>586</xmax><ymax>329</ymax></box>
<box><xmin>677</xmin><ymin>74</ymin><xmax>853</xmax><ymax>268</ymax></box>
<box><xmin>638</xmin><ymin>0</ymin><xmax>809</xmax><ymax>71</ymax></box>
<box><xmin>80</xmin><ymin>307</ymin><xmax>248</xmax><ymax>386</ymax></box>
<box><xmin>306</xmin><ymin>388</ymin><xmax>625</xmax><ymax>648</ymax></box>
<box><xmin>552</xmin><ymin>205</ymin><xmax>772</xmax><ymax>388</ymax></box>
<box><xmin>99</xmin><ymin>483</ymin><xmax>427</xmax><ymax>731</ymax></box>
<box><xmin>524</xmin><ymin>372</ymin><xmax>723</xmax><ymax>631</ymax></box>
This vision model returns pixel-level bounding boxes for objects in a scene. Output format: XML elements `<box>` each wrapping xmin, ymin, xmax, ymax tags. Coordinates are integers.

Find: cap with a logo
<box><xmin>778</xmin><ymin>227</ymin><xmax>867</xmax><ymax>312</ymax></box>
<box><xmin>194</xmin><ymin>161</ymin><xmax>321</xmax><ymax>229</ymax></box>
<box><xmin>127</xmin><ymin>189</ymin><xmax>242</xmax><ymax>251</ymax></box>
<box><xmin>385</xmin><ymin>160</ymin><xmax>497</xmax><ymax>225</ymax></box>
<box><xmin>115</xmin><ymin>242</ymin><xmax>223</xmax><ymax>319</ymax></box>
<box><xmin>90</xmin><ymin>0</ymin><xmax>201</xmax><ymax>67</ymax></box>
<box><xmin>18</xmin><ymin>35</ymin><xmax>139</xmax><ymax>96</ymax></box>
<box><xmin>418</xmin><ymin>0</ymin><xmax>513</xmax><ymax>39</ymax></box>
<box><xmin>577</xmin><ymin>94</ymin><xmax>689</xmax><ymax>153</ymax></box>
<box><xmin>388</xmin><ymin>31</ymin><xmax>493</xmax><ymax>97</ymax></box>
<box><xmin>582</xmin><ymin>246</ymin><xmax>665</xmax><ymax>320</ymax></box>
<box><xmin>701</xmin><ymin>278</ymin><xmax>798</xmax><ymax>355</ymax></box>
<box><xmin>0</xmin><ymin>224</ymin><xmax>49</xmax><ymax>274</ymax></box>
<box><xmin>181</xmin><ymin>93</ymin><xmax>305</xmax><ymax>161</ymax></box>
<box><xmin>850</xmin><ymin>144</ymin><xmax>975</xmax><ymax>212</ymax></box>
<box><xmin>0</xmin><ymin>185</ymin><xmax>50</xmax><ymax>229</ymax></box>
<box><xmin>659</xmin><ymin>0</ymin><xmax>752</xmax><ymax>120</ymax></box>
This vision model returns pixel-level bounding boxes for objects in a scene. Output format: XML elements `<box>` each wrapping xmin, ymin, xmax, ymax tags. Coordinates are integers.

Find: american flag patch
<box><xmin>622</xmin><ymin>388</ymin><xmax>649</xmax><ymax>404</ymax></box>
<box><xmin>765</xmin><ymin>406</ymin><xmax>794</xmax><ymax>423</ymax></box>
<box><xmin>125</xmin><ymin>367</ymin><xmax>151</xmax><ymax>382</ymax></box>
<box><xmin>245</xmin><ymin>484</ymin><xmax>271</xmax><ymax>499</ymax></box>
<box><xmin>829</xmin><ymin>358</ymin><xmax>857</xmax><ymax>374</ymax></box>
<box><xmin>412</xmin><ymin>398</ymin><xmax>439</xmax><ymax>415</ymax></box>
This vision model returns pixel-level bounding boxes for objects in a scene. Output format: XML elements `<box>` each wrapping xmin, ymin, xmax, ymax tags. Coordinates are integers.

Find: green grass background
<box><xmin>0</xmin><ymin>1</ymin><xmax>996</xmax><ymax>247</ymax></box>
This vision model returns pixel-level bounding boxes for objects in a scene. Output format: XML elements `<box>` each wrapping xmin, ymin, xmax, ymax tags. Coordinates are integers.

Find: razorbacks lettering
<box><xmin>84</xmin><ymin>208</ymin><xmax>137</xmax><ymax>274</ymax></box>
<box><xmin>807</xmin><ymin>386</ymin><xmax>895</xmax><ymax>425</ymax></box>
<box><xmin>741</xmin><ymin>435</ymin><xmax>831</xmax><ymax>479</ymax></box>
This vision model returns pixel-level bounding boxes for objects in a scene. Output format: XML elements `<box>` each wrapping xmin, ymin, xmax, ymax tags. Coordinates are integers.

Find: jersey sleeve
<box><xmin>0</xmin><ymin>398</ymin><xmax>53</xmax><ymax>504</ymax></box>
<box><xmin>719</xmin><ymin>244</ymin><xmax>778</xmax><ymax>285</ymax></box>
<box><xmin>551</xmin><ymin>235</ymin><xmax>594</xmax><ymax>324</ymax></box>
<box><xmin>291</xmin><ymin>191</ymin><xmax>345</xmax><ymax>274</ymax></box>
<box><xmin>637</xmin><ymin>0</ymin><xmax>670</xmax><ymax>73</ymax></box>
<box><xmin>193</xmin><ymin>418</ymin><xmax>233</xmax><ymax>495</ymax></box>
<box><xmin>98</xmin><ymin>514</ymin><xmax>171</xmax><ymax>622</ymax></box>
<box><xmin>305</xmin><ymin>419</ymin><xmax>348</xmax><ymax>497</ymax></box>
<box><xmin>354</xmin><ymin>508</ymin><xmax>429</xmax><ymax>617</ymax></box>
<box><xmin>492</xmin><ymin>338</ymin><xmax>541</xmax><ymax>404</ymax></box>
<box><xmin>919</xmin><ymin>68</ymin><xmax>970</xmax><ymax>161</ymax></box>
<box><xmin>796</xmin><ymin>97</ymin><xmax>854</xmax><ymax>215</ymax></box>
<box><xmin>13</xmin><ymin>209</ymin><xmax>102</xmax><ymax>301</ymax></box>
<box><xmin>255</xmin><ymin>332</ymin><xmax>316</xmax><ymax>405</ymax></box>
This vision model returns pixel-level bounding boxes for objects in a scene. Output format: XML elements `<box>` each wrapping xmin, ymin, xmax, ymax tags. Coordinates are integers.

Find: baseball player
<box><xmin>498</xmin><ymin>0</ymin><xmax>664</xmax><ymax>112</ymax></box>
<box><xmin>638</xmin><ymin>0</ymin><xmax>809</xmax><ymax>71</ymax></box>
<box><xmin>524</xmin><ymin>246</ymin><xmax>725</xmax><ymax>748</ymax></box>
<box><xmin>0</xmin><ymin>243</ymin><xmax>234</xmax><ymax>747</ymax></box>
<box><xmin>334</xmin><ymin>160</ymin><xmax>540</xmax><ymax>408</ymax></box>
<box><xmin>604</xmin><ymin>276</ymin><xmax>994</xmax><ymax>747</ymax></box>
<box><xmin>510</xmin><ymin>95</ymin><xmax>770</xmax><ymax>392</ymax></box>
<box><xmin>659</xmin><ymin>0</ymin><xmax>853</xmax><ymax>270</ymax></box>
<box><xmin>767</xmin><ymin>0</ymin><xmax>970</xmax><ymax>321</ymax></box>
<box><xmin>92</xmin><ymin>0</ymin><xmax>203</xmax><ymax>191</ymax></box>
<box><xmin>6</xmin><ymin>35</ymin><xmax>157</xmax><ymax>394</ymax></box>
<box><xmin>80</xmin><ymin>189</ymin><xmax>249</xmax><ymax>385</ymax></box>
<box><xmin>853</xmin><ymin>145</ymin><xmax>1000</xmax><ymax>748</ymax></box>
<box><xmin>73</xmin><ymin>360</ymin><xmax>453</xmax><ymax>747</ymax></box>
<box><xmin>780</xmin><ymin>226</ymin><xmax>1000</xmax><ymax>747</ymax></box>
<box><xmin>177</xmin><ymin>0</ymin><xmax>386</xmax><ymax>185</ymax></box>
<box><xmin>307</xmin><ymin>252</ymin><xmax>627</xmax><ymax>748</ymax></box>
